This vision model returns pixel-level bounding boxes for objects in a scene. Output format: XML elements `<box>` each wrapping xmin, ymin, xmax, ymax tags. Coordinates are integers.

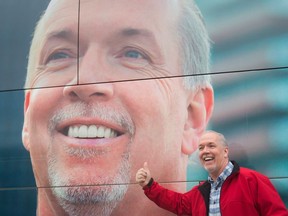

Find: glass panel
<box><xmin>196</xmin><ymin>0</ymin><xmax>288</xmax><ymax>73</ymax></box>
<box><xmin>0</xmin><ymin>189</ymin><xmax>37</xmax><ymax>216</ymax></box>
<box><xmin>0</xmin><ymin>0</ymin><xmax>50</xmax><ymax>91</ymax></box>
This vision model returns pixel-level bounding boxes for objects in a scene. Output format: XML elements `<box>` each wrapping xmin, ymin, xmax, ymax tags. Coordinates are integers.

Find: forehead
<box><xmin>199</xmin><ymin>132</ymin><xmax>219</xmax><ymax>145</ymax></box>
<box><xmin>39</xmin><ymin>0</ymin><xmax>181</xmax><ymax>53</ymax></box>
<box><xmin>45</xmin><ymin>0</ymin><xmax>180</xmax><ymax>25</ymax></box>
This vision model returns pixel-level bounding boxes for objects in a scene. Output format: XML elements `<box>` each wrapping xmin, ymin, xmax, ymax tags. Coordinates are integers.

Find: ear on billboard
<box><xmin>181</xmin><ymin>85</ymin><xmax>214</xmax><ymax>155</ymax></box>
<box><xmin>22</xmin><ymin>91</ymin><xmax>31</xmax><ymax>151</ymax></box>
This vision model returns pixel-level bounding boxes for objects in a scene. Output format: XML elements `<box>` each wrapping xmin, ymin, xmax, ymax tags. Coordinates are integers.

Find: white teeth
<box><xmin>97</xmin><ymin>126</ymin><xmax>105</xmax><ymax>137</ymax></box>
<box><xmin>87</xmin><ymin>125</ymin><xmax>97</xmax><ymax>138</ymax></box>
<box><xmin>68</xmin><ymin>127</ymin><xmax>73</xmax><ymax>137</ymax></box>
<box><xmin>67</xmin><ymin>125</ymin><xmax>117</xmax><ymax>138</ymax></box>
<box><xmin>79</xmin><ymin>125</ymin><xmax>88</xmax><ymax>138</ymax></box>
<box><xmin>104</xmin><ymin>128</ymin><xmax>111</xmax><ymax>138</ymax></box>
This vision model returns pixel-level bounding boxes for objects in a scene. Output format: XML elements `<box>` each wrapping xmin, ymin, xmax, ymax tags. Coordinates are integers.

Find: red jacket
<box><xmin>144</xmin><ymin>161</ymin><xmax>288</xmax><ymax>216</ymax></box>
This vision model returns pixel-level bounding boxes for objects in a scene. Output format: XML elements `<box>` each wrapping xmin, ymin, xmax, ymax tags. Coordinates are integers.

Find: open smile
<box><xmin>203</xmin><ymin>155</ymin><xmax>214</xmax><ymax>162</ymax></box>
<box><xmin>54</xmin><ymin>117</ymin><xmax>129</xmax><ymax>148</ymax></box>
<box><xmin>64</xmin><ymin>124</ymin><xmax>121</xmax><ymax>139</ymax></box>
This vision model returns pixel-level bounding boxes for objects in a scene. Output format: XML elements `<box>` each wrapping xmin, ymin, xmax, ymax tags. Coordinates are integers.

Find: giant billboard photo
<box><xmin>0</xmin><ymin>0</ymin><xmax>287</xmax><ymax>215</ymax></box>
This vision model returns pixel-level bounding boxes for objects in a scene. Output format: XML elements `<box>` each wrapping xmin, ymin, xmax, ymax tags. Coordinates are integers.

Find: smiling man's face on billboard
<box><xmin>21</xmin><ymin>0</ymin><xmax>213</xmax><ymax>215</ymax></box>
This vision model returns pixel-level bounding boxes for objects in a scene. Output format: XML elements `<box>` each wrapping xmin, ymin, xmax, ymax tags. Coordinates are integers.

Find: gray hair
<box><xmin>178</xmin><ymin>0</ymin><xmax>211</xmax><ymax>90</ymax></box>
<box><xmin>204</xmin><ymin>130</ymin><xmax>228</xmax><ymax>147</ymax></box>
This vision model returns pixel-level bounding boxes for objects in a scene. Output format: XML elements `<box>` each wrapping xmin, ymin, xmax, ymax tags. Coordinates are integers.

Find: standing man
<box><xmin>136</xmin><ymin>131</ymin><xmax>288</xmax><ymax>216</ymax></box>
<box><xmin>22</xmin><ymin>0</ymin><xmax>214</xmax><ymax>215</ymax></box>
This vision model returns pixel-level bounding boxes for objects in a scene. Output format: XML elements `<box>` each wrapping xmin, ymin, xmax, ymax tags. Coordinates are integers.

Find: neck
<box><xmin>210</xmin><ymin>160</ymin><xmax>229</xmax><ymax>181</ymax></box>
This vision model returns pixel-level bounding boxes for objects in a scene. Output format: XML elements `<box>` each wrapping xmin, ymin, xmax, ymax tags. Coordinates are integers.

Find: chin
<box><xmin>52</xmin><ymin>184</ymin><xmax>128</xmax><ymax>216</ymax></box>
<box><xmin>48</xmin><ymin>150</ymin><xmax>131</xmax><ymax>204</ymax></box>
<box><xmin>52</xmin><ymin>182</ymin><xmax>128</xmax><ymax>204</ymax></box>
<box><xmin>204</xmin><ymin>165</ymin><xmax>215</xmax><ymax>173</ymax></box>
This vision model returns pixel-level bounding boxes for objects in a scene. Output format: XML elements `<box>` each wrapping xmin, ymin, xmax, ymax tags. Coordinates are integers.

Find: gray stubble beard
<box><xmin>48</xmin><ymin>149</ymin><xmax>131</xmax><ymax>216</ymax></box>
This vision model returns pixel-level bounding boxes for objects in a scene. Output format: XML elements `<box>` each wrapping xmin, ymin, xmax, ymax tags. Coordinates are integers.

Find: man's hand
<box><xmin>136</xmin><ymin>162</ymin><xmax>151</xmax><ymax>188</ymax></box>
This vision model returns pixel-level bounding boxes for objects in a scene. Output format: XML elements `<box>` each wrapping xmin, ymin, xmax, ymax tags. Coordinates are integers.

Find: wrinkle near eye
<box><xmin>150</xmin><ymin>65</ymin><xmax>184</xmax><ymax>115</ymax></box>
<box><xmin>30</xmin><ymin>66</ymin><xmax>47</xmax><ymax>88</ymax></box>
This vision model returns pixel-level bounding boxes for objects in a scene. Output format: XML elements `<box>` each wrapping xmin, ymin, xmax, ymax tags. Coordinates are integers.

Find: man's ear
<box><xmin>224</xmin><ymin>147</ymin><xmax>229</xmax><ymax>158</ymax></box>
<box><xmin>22</xmin><ymin>91</ymin><xmax>31</xmax><ymax>151</ymax></box>
<box><xmin>181</xmin><ymin>84</ymin><xmax>214</xmax><ymax>155</ymax></box>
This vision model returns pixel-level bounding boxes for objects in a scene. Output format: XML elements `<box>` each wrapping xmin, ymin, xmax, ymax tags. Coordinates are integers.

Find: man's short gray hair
<box><xmin>178</xmin><ymin>0</ymin><xmax>211</xmax><ymax>90</ymax></box>
<box><xmin>205</xmin><ymin>130</ymin><xmax>228</xmax><ymax>147</ymax></box>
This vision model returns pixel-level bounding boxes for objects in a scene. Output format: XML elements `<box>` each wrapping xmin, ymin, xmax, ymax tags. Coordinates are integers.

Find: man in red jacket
<box><xmin>136</xmin><ymin>130</ymin><xmax>288</xmax><ymax>216</ymax></box>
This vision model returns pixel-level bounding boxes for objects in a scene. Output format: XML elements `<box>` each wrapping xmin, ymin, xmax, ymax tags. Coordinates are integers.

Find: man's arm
<box><xmin>136</xmin><ymin>162</ymin><xmax>193</xmax><ymax>215</ymax></box>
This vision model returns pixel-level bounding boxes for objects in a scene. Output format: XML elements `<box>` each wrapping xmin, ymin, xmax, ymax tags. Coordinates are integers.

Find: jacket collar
<box><xmin>197</xmin><ymin>160</ymin><xmax>240</xmax><ymax>215</ymax></box>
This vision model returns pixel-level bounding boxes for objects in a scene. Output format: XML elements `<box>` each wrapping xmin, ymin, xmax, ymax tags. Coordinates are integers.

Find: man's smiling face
<box><xmin>22</xmin><ymin>0</ymin><xmax>202</xmax><ymax>214</ymax></box>
<box><xmin>198</xmin><ymin>131</ymin><xmax>229</xmax><ymax>180</ymax></box>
